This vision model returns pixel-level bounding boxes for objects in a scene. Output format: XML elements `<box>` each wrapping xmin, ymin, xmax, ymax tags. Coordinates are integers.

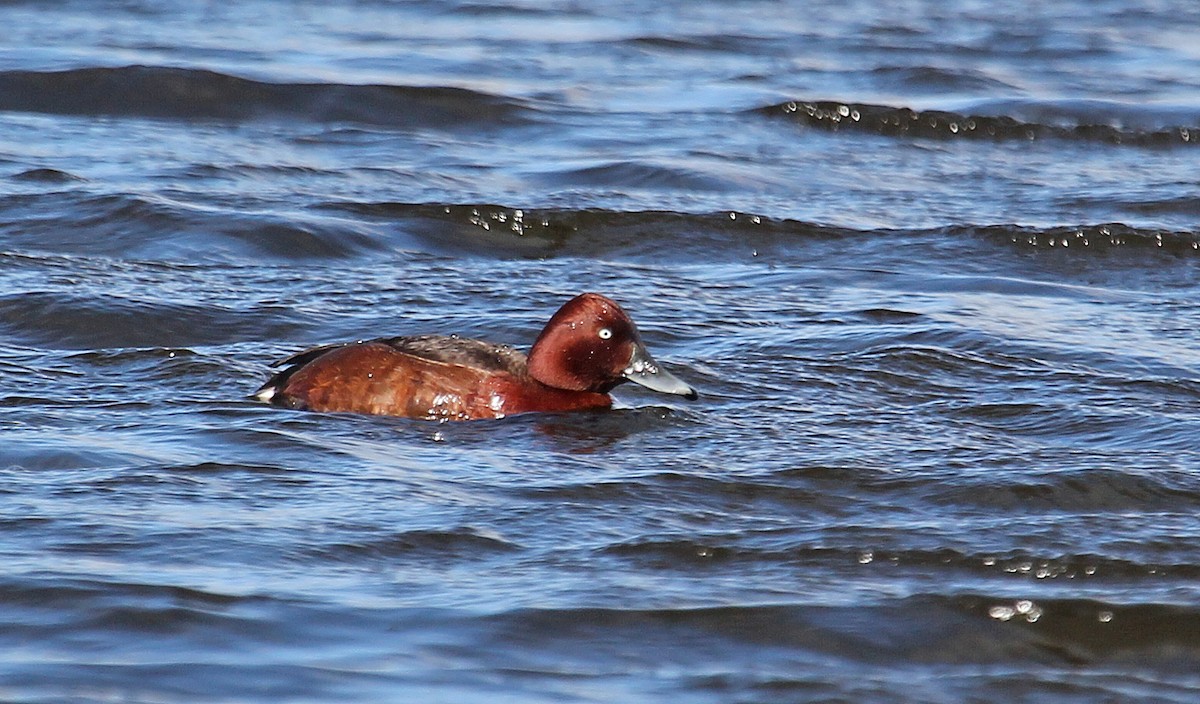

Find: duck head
<box><xmin>527</xmin><ymin>292</ymin><xmax>698</xmax><ymax>399</ymax></box>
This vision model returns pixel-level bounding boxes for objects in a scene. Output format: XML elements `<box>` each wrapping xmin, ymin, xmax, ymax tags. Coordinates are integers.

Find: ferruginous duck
<box><xmin>253</xmin><ymin>292</ymin><xmax>698</xmax><ymax>421</ymax></box>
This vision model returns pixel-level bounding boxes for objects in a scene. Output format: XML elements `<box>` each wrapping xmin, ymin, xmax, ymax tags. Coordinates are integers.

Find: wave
<box><xmin>9</xmin><ymin>66</ymin><xmax>1193</xmax><ymax>149</ymax></box>
<box><xmin>0</xmin><ymin>65</ymin><xmax>530</xmax><ymax>128</ymax></box>
<box><xmin>8</xmin><ymin>575</ymin><xmax>1197</xmax><ymax>666</ymax></box>
<box><xmin>4</xmin><ymin>192</ymin><xmax>1197</xmax><ymax>266</ymax></box>
<box><xmin>11</xmin><ymin>167</ymin><xmax>84</xmax><ymax>183</ymax></box>
<box><xmin>304</xmin><ymin>527</ymin><xmax>519</xmax><ymax>563</ymax></box>
<box><xmin>0</xmin><ymin>289</ymin><xmax>302</xmax><ymax>349</ymax></box>
<box><xmin>601</xmin><ymin>534</ymin><xmax>1200</xmax><ymax>583</ymax></box>
<box><xmin>0</xmin><ymin>191</ymin><xmax>388</xmax><ymax>260</ymax></box>
<box><xmin>4</xmin><ymin>576</ymin><xmax>1196</xmax><ymax>701</ymax></box>
<box><xmin>479</xmin><ymin>595</ymin><xmax>1200</xmax><ymax>664</ymax></box>
<box><xmin>326</xmin><ymin>201</ymin><xmax>1200</xmax><ymax>258</ymax></box>
<box><xmin>965</xmin><ymin>222</ymin><xmax>1200</xmax><ymax>252</ymax></box>
<box><xmin>760</xmin><ymin>99</ymin><xmax>1200</xmax><ymax>146</ymax></box>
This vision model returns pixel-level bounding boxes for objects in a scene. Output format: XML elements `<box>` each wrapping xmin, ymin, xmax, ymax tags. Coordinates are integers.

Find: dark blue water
<box><xmin>3</xmin><ymin>1</ymin><xmax>1200</xmax><ymax>701</ymax></box>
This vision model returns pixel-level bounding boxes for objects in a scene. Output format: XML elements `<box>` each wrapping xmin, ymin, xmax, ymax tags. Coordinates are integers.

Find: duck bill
<box><xmin>622</xmin><ymin>343</ymin><xmax>698</xmax><ymax>400</ymax></box>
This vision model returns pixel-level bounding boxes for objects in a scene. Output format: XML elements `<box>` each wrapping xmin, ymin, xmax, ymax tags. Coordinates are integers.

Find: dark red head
<box><xmin>527</xmin><ymin>293</ymin><xmax>697</xmax><ymax>399</ymax></box>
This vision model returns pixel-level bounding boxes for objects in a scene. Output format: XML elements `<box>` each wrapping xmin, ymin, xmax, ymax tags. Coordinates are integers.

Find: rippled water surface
<box><xmin>3</xmin><ymin>1</ymin><xmax>1200</xmax><ymax>702</ymax></box>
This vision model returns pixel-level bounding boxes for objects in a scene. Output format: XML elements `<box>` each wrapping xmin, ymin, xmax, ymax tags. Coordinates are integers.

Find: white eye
<box><xmin>598</xmin><ymin>328</ymin><xmax>613</xmax><ymax>340</ymax></box>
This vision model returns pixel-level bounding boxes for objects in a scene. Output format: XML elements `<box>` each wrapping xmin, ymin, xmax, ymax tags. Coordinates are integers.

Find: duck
<box><xmin>253</xmin><ymin>292</ymin><xmax>698</xmax><ymax>421</ymax></box>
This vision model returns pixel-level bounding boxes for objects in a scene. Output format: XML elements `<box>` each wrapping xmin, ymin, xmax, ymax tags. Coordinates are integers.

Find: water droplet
<box><xmin>1098</xmin><ymin>610</ymin><xmax>1113</xmax><ymax>623</ymax></box>
<box><xmin>858</xmin><ymin>551</ymin><xmax>874</xmax><ymax>564</ymax></box>
<box><xmin>989</xmin><ymin>605</ymin><xmax>1015</xmax><ymax>621</ymax></box>
<box><xmin>837</xmin><ymin>104</ymin><xmax>849</xmax><ymax>117</ymax></box>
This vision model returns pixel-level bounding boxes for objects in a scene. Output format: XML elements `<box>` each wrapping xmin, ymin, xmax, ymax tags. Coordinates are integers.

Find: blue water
<box><xmin>2</xmin><ymin>1</ymin><xmax>1200</xmax><ymax>702</ymax></box>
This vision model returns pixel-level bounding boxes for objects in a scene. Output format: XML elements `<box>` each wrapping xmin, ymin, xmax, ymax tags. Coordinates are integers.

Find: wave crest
<box><xmin>0</xmin><ymin>65</ymin><xmax>530</xmax><ymax>128</ymax></box>
<box><xmin>762</xmin><ymin>100</ymin><xmax>1199</xmax><ymax>146</ymax></box>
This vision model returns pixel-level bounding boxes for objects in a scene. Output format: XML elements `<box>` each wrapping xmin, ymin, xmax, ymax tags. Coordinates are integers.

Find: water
<box><xmin>2</xmin><ymin>1</ymin><xmax>1200</xmax><ymax>701</ymax></box>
